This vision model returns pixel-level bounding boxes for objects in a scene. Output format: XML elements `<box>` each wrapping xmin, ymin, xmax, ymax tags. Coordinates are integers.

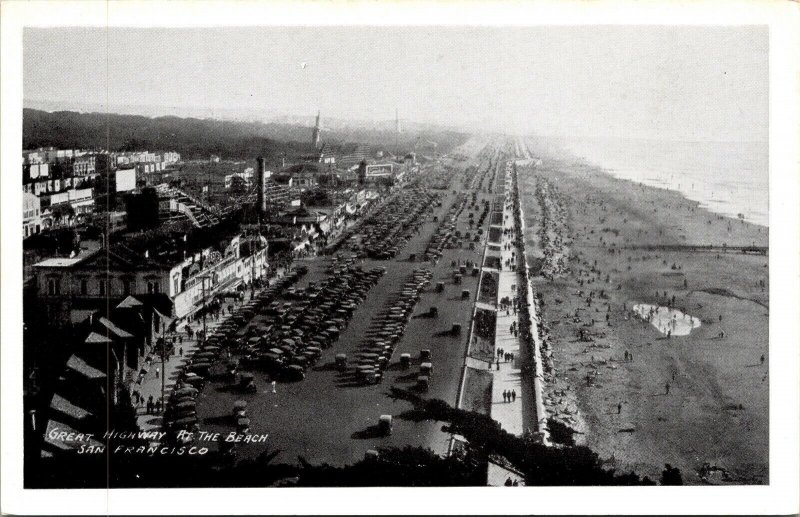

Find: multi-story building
<box><xmin>161</xmin><ymin>151</ymin><xmax>181</xmax><ymax>166</ymax></box>
<box><xmin>22</xmin><ymin>148</ymin><xmax>181</xmax><ymax>233</ymax></box>
<box><xmin>23</xmin><ymin>192</ymin><xmax>42</xmax><ymax>237</ymax></box>
<box><xmin>23</xmin><ymin>162</ymin><xmax>50</xmax><ymax>182</ymax></box>
<box><xmin>68</xmin><ymin>155</ymin><xmax>96</xmax><ymax>177</ymax></box>
<box><xmin>32</xmin><ymin>232</ymin><xmax>268</xmax><ymax>326</ymax></box>
<box><xmin>224</xmin><ymin>168</ymin><xmax>255</xmax><ymax>190</ymax></box>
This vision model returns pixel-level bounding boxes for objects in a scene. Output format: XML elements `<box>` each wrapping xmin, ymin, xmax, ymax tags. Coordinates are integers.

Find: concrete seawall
<box><xmin>511</xmin><ymin>160</ymin><xmax>549</xmax><ymax>443</ymax></box>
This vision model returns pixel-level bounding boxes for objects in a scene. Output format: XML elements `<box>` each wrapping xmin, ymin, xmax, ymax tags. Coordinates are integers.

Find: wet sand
<box><xmin>519</xmin><ymin>151</ymin><xmax>769</xmax><ymax>484</ymax></box>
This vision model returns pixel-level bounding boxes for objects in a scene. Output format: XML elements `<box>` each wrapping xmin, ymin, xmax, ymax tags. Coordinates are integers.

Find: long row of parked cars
<box><xmin>236</xmin><ymin>257</ymin><xmax>386</xmax><ymax>382</ymax></box>
<box><xmin>349</xmin><ymin>187</ymin><xmax>440</xmax><ymax>260</ymax></box>
<box><xmin>161</xmin><ymin>267</ymin><xmax>310</xmax><ymax>436</ymax></box>
<box><xmin>342</xmin><ymin>268</ymin><xmax>434</xmax><ymax>387</ymax></box>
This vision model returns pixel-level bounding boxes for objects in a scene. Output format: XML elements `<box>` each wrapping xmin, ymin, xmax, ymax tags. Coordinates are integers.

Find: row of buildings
<box><xmin>32</xmin><ymin>230</ymin><xmax>268</xmax><ymax>326</ymax></box>
<box><xmin>22</xmin><ymin>147</ymin><xmax>181</xmax><ymax>236</ymax></box>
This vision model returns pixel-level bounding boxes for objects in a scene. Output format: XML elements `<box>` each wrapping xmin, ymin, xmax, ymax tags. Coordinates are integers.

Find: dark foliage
<box><xmin>661</xmin><ymin>463</ymin><xmax>684</xmax><ymax>485</ymax></box>
<box><xmin>24</xmin><ymin>109</ymin><xmax>310</xmax><ymax>160</ymax></box>
<box><xmin>547</xmin><ymin>417</ymin><xmax>577</xmax><ymax>446</ymax></box>
<box><xmin>23</xmin><ymin>109</ymin><xmax>469</xmax><ymax>160</ymax></box>
<box><xmin>389</xmin><ymin>387</ymin><xmax>655</xmax><ymax>486</ymax></box>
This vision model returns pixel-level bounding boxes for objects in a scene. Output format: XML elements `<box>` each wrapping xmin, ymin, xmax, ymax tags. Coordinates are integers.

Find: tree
<box><xmin>660</xmin><ymin>464</ymin><xmax>683</xmax><ymax>485</ymax></box>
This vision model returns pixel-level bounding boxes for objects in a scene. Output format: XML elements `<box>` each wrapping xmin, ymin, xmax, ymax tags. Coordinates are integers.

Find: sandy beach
<box><xmin>519</xmin><ymin>149</ymin><xmax>769</xmax><ymax>484</ymax></box>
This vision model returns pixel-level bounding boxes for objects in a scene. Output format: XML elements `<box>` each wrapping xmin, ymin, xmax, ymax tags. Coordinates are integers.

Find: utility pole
<box><xmin>201</xmin><ymin>276</ymin><xmax>208</xmax><ymax>341</ymax></box>
<box><xmin>249</xmin><ymin>231</ymin><xmax>256</xmax><ymax>298</ymax></box>
<box><xmin>328</xmin><ymin>160</ymin><xmax>336</xmax><ymax>240</ymax></box>
<box><xmin>160</xmin><ymin>321</ymin><xmax>167</xmax><ymax>413</ymax></box>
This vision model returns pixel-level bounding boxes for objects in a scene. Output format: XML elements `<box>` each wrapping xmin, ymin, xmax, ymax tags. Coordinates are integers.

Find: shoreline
<box><xmin>541</xmin><ymin>136</ymin><xmax>769</xmax><ymax>227</ymax></box>
<box><xmin>596</xmin><ymin>165</ymin><xmax>769</xmax><ymax>230</ymax></box>
<box><xmin>520</xmin><ymin>149</ymin><xmax>769</xmax><ymax>484</ymax></box>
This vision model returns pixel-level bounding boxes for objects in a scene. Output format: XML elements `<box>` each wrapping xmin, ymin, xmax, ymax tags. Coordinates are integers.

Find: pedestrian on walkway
<box><xmin>665</xmin><ymin>382</ymin><xmax>671</xmax><ymax>395</ymax></box>
<box><xmin>760</xmin><ymin>354</ymin><xmax>765</xmax><ymax>366</ymax></box>
<box><xmin>502</xmin><ymin>390</ymin><xmax>507</xmax><ymax>402</ymax></box>
<box><xmin>179</xmin><ymin>347</ymin><xmax>183</xmax><ymax>357</ymax></box>
<box><xmin>617</xmin><ymin>402</ymin><xmax>622</xmax><ymax>414</ymax></box>
<box><xmin>155</xmin><ymin>367</ymin><xmax>160</xmax><ymax>379</ymax></box>
<box><xmin>496</xmin><ymin>358</ymin><xmax>500</xmax><ymax>370</ymax></box>
<box><xmin>511</xmin><ymin>353</ymin><xmax>515</xmax><ymax>362</ymax></box>
<box><xmin>511</xmin><ymin>390</ymin><xmax>516</xmax><ymax>402</ymax></box>
<box><xmin>271</xmin><ymin>380</ymin><xmax>277</xmax><ymax>394</ymax></box>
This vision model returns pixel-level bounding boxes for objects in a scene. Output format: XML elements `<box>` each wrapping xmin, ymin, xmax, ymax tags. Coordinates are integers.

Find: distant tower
<box><xmin>395</xmin><ymin>108</ymin><xmax>400</xmax><ymax>153</ymax></box>
<box><xmin>311</xmin><ymin>110</ymin><xmax>321</xmax><ymax>150</ymax></box>
<box><xmin>256</xmin><ymin>156</ymin><xmax>267</xmax><ymax>217</ymax></box>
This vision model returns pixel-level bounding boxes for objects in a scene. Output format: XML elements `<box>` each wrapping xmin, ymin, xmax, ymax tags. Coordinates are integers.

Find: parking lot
<box><xmin>193</xmin><ymin>160</ymin><xmax>498</xmax><ymax>466</ymax></box>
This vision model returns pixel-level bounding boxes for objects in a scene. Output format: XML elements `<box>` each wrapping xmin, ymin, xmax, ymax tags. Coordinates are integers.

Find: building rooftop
<box><xmin>66</xmin><ymin>354</ymin><xmax>107</xmax><ymax>379</ymax></box>
<box><xmin>33</xmin><ymin>257</ymin><xmax>84</xmax><ymax>268</ymax></box>
<box><xmin>50</xmin><ymin>393</ymin><xmax>92</xmax><ymax>421</ymax></box>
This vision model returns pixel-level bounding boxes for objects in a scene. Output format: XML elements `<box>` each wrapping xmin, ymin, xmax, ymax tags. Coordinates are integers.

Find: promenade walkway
<box><xmin>487</xmin><ymin>183</ymin><xmax>529</xmax><ymax>436</ymax></box>
<box><xmin>485</xmin><ymin>162</ymin><xmax>544</xmax><ymax>440</ymax></box>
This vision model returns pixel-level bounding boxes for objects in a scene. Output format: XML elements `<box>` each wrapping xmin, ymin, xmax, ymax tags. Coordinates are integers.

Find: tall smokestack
<box><xmin>257</xmin><ymin>156</ymin><xmax>267</xmax><ymax>216</ymax></box>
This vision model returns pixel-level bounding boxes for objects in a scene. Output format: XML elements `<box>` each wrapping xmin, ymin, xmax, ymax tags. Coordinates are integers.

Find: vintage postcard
<box><xmin>1</xmin><ymin>0</ymin><xmax>798</xmax><ymax>514</ymax></box>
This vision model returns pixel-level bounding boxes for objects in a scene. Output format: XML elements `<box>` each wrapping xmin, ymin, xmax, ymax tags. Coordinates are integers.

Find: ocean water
<box><xmin>551</xmin><ymin>137</ymin><xmax>769</xmax><ymax>227</ymax></box>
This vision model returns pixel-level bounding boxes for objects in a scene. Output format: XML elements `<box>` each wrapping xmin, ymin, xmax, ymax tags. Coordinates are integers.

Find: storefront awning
<box><xmin>66</xmin><ymin>355</ymin><xmax>106</xmax><ymax>380</ymax></box>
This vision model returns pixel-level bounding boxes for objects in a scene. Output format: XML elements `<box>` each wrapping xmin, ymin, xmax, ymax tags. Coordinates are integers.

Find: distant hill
<box><xmin>23</xmin><ymin>108</ymin><xmax>468</xmax><ymax>160</ymax></box>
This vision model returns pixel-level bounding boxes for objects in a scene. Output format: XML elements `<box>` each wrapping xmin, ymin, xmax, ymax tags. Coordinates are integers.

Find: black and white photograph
<box><xmin>1</xmin><ymin>1</ymin><xmax>798</xmax><ymax>514</ymax></box>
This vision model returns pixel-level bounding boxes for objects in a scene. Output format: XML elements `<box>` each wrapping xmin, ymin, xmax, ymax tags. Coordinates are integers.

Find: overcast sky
<box><xmin>24</xmin><ymin>26</ymin><xmax>768</xmax><ymax>141</ymax></box>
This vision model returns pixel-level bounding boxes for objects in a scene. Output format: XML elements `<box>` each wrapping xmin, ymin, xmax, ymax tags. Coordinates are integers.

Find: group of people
<box><xmin>508</xmin><ymin>320</ymin><xmax>518</xmax><ymax>337</ymax></box>
<box><xmin>132</xmin><ymin>391</ymin><xmax>159</xmax><ymax>415</ymax></box>
<box><xmin>502</xmin><ymin>389</ymin><xmax>517</xmax><ymax>403</ymax></box>
<box><xmin>497</xmin><ymin>347</ymin><xmax>515</xmax><ymax>363</ymax></box>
